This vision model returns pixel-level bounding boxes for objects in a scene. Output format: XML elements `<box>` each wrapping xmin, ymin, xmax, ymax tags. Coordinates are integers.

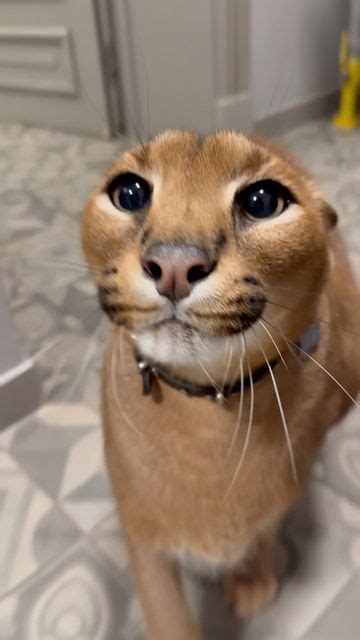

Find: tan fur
<box><xmin>82</xmin><ymin>131</ymin><xmax>360</xmax><ymax>639</ymax></box>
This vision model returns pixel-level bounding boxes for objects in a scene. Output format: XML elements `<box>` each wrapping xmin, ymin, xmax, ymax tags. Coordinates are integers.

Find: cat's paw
<box><xmin>224</xmin><ymin>573</ymin><xmax>278</xmax><ymax>618</ymax></box>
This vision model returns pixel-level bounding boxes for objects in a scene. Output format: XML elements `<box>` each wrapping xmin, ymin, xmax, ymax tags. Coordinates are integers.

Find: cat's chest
<box><xmin>106</xmin><ymin>396</ymin><xmax>287</xmax><ymax>551</ymax></box>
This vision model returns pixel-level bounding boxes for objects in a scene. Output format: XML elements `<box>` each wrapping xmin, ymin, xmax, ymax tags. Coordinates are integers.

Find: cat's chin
<box><xmin>153</xmin><ymin>318</ymin><xmax>210</xmax><ymax>338</ymax></box>
<box><xmin>133</xmin><ymin>320</ymin><xmax>245</xmax><ymax>386</ymax></box>
<box><xmin>134</xmin><ymin>319</ymin><xmax>210</xmax><ymax>364</ymax></box>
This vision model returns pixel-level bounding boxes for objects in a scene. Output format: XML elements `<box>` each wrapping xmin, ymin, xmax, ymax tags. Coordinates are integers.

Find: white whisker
<box><xmin>25</xmin><ymin>261</ymin><xmax>101</xmax><ymax>275</ymax></box>
<box><xmin>288</xmin><ymin>337</ymin><xmax>360</xmax><ymax>409</ymax></box>
<box><xmin>259</xmin><ymin>319</ymin><xmax>289</xmax><ymax>372</ymax></box>
<box><xmin>43</xmin><ymin>350</ymin><xmax>70</xmax><ymax>401</ymax></box>
<box><xmin>62</xmin><ymin>321</ymin><xmax>104</xmax><ymax>401</ymax></box>
<box><xmin>34</xmin><ymin>309</ymin><xmax>102</xmax><ymax>400</ymax></box>
<box><xmin>253</xmin><ymin>327</ymin><xmax>298</xmax><ymax>483</ymax></box>
<box><xmin>267</xmin><ymin>295</ymin><xmax>360</xmax><ymax>340</ymax></box>
<box><xmin>119</xmin><ymin>325</ymin><xmax>126</xmax><ymax>372</ymax></box>
<box><xmin>225</xmin><ymin>335</ymin><xmax>254</xmax><ymax>498</ymax></box>
<box><xmin>264</xmin><ymin>316</ymin><xmax>359</xmax><ymax>408</ymax></box>
<box><xmin>54</xmin><ymin>258</ymin><xmax>101</xmax><ymax>270</ymax></box>
<box><xmin>197</xmin><ymin>358</ymin><xmax>222</xmax><ymax>392</ymax></box>
<box><xmin>226</xmin><ymin>334</ymin><xmax>245</xmax><ymax>457</ymax></box>
<box><xmin>110</xmin><ymin>328</ymin><xmax>143</xmax><ymax>436</ymax></box>
<box><xmin>262</xmin><ymin>317</ymin><xmax>303</xmax><ymax>366</ymax></box>
<box><xmin>222</xmin><ymin>336</ymin><xmax>234</xmax><ymax>390</ymax></box>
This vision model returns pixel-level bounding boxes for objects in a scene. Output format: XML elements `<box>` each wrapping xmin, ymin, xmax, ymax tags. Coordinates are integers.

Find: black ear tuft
<box><xmin>319</xmin><ymin>201</ymin><xmax>338</xmax><ymax>229</ymax></box>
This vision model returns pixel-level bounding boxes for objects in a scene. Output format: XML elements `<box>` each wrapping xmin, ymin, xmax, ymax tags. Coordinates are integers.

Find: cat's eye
<box><xmin>107</xmin><ymin>172</ymin><xmax>151</xmax><ymax>212</ymax></box>
<box><xmin>235</xmin><ymin>180</ymin><xmax>294</xmax><ymax>220</ymax></box>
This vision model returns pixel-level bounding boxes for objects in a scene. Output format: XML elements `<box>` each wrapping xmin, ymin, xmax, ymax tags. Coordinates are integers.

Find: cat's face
<box><xmin>82</xmin><ymin>131</ymin><xmax>334</xmax><ymax>378</ymax></box>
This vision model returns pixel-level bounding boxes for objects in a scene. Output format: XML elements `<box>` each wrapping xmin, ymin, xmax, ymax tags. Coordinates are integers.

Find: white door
<box><xmin>0</xmin><ymin>0</ymin><xmax>116</xmax><ymax>136</ymax></box>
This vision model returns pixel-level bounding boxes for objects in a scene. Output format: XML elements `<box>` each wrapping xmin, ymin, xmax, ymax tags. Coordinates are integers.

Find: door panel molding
<box><xmin>0</xmin><ymin>26</ymin><xmax>77</xmax><ymax>95</ymax></box>
<box><xmin>0</xmin><ymin>0</ymin><xmax>112</xmax><ymax>136</ymax></box>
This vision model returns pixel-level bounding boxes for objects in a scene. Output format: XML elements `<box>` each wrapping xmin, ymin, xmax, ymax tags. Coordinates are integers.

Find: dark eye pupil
<box><xmin>235</xmin><ymin>179</ymin><xmax>293</xmax><ymax>220</ymax></box>
<box><xmin>244</xmin><ymin>189</ymin><xmax>278</xmax><ymax>218</ymax></box>
<box><xmin>108</xmin><ymin>172</ymin><xmax>151</xmax><ymax>212</ymax></box>
<box><xmin>119</xmin><ymin>180</ymin><xmax>148</xmax><ymax>211</ymax></box>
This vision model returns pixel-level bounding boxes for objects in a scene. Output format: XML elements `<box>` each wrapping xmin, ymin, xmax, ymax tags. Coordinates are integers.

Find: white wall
<box><xmin>113</xmin><ymin>0</ymin><xmax>215</xmax><ymax>136</ymax></box>
<box><xmin>112</xmin><ymin>0</ymin><xmax>252</xmax><ymax>136</ymax></box>
<box><xmin>251</xmin><ymin>0</ymin><xmax>349</xmax><ymax>121</ymax></box>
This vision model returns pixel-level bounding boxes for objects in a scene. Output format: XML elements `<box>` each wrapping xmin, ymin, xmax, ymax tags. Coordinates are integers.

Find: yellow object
<box><xmin>339</xmin><ymin>32</ymin><xmax>349</xmax><ymax>75</ymax></box>
<box><xmin>333</xmin><ymin>32</ymin><xmax>360</xmax><ymax>129</ymax></box>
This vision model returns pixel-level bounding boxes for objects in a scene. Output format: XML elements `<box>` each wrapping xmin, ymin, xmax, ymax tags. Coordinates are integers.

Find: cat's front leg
<box><xmin>224</xmin><ymin>529</ymin><xmax>278</xmax><ymax>618</ymax></box>
<box><xmin>127</xmin><ymin>541</ymin><xmax>203</xmax><ymax>640</ymax></box>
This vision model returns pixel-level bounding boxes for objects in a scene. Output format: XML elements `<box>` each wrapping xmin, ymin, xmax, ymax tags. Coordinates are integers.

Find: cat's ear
<box><xmin>319</xmin><ymin>200</ymin><xmax>338</xmax><ymax>229</ymax></box>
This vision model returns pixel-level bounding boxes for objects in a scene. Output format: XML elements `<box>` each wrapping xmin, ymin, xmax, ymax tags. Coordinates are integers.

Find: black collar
<box><xmin>133</xmin><ymin>321</ymin><xmax>321</xmax><ymax>403</ymax></box>
<box><xmin>134</xmin><ymin>352</ymin><xmax>278</xmax><ymax>403</ymax></box>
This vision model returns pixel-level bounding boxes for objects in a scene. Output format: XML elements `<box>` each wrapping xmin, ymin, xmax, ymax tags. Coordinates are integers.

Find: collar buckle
<box><xmin>137</xmin><ymin>359</ymin><xmax>153</xmax><ymax>396</ymax></box>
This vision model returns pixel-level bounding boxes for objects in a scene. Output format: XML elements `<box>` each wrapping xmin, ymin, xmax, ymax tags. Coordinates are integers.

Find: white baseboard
<box><xmin>255</xmin><ymin>91</ymin><xmax>339</xmax><ymax>137</ymax></box>
<box><xmin>214</xmin><ymin>91</ymin><xmax>252</xmax><ymax>132</ymax></box>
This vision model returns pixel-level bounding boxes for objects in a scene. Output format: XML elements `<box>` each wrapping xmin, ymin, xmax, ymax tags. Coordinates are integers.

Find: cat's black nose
<box><xmin>141</xmin><ymin>243</ymin><xmax>215</xmax><ymax>301</ymax></box>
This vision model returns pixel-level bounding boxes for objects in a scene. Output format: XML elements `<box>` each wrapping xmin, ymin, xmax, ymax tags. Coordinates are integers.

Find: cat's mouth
<box><xmin>97</xmin><ymin>280</ymin><xmax>266</xmax><ymax>336</ymax></box>
<box><xmin>97</xmin><ymin>263</ymin><xmax>267</xmax><ymax>335</ymax></box>
<box><xmin>176</xmin><ymin>295</ymin><xmax>266</xmax><ymax>335</ymax></box>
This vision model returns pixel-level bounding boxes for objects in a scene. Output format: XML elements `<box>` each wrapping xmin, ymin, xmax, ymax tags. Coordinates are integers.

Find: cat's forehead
<box><xmin>113</xmin><ymin>130</ymin><xmax>276</xmax><ymax>185</ymax></box>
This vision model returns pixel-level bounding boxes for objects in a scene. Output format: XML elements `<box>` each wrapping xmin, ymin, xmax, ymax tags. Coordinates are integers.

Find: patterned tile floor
<box><xmin>1</xmin><ymin>121</ymin><xmax>360</xmax><ymax>639</ymax></box>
